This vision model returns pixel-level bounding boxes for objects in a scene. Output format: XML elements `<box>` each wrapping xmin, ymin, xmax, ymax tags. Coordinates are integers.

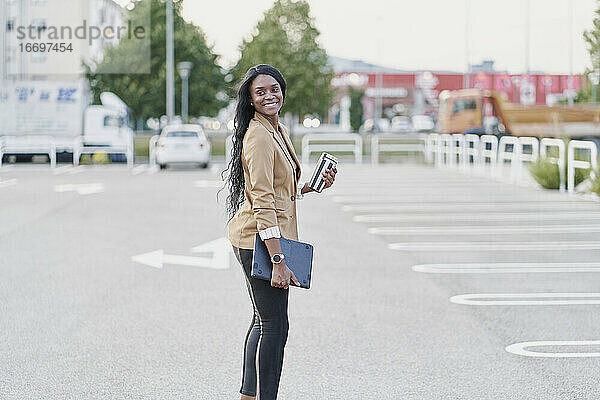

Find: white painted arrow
<box><xmin>54</xmin><ymin>183</ymin><xmax>104</xmax><ymax>195</ymax></box>
<box><xmin>190</xmin><ymin>237</ymin><xmax>232</xmax><ymax>270</ymax></box>
<box><xmin>131</xmin><ymin>237</ymin><xmax>232</xmax><ymax>270</ymax></box>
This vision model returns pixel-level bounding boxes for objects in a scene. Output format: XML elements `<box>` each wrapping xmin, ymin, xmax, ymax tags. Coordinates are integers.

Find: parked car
<box><xmin>155</xmin><ymin>124</ymin><xmax>210</xmax><ymax>169</ymax></box>
<box><xmin>359</xmin><ymin>118</ymin><xmax>391</xmax><ymax>134</ymax></box>
<box><xmin>411</xmin><ymin>115</ymin><xmax>435</xmax><ymax>132</ymax></box>
<box><xmin>390</xmin><ymin>116</ymin><xmax>412</xmax><ymax>133</ymax></box>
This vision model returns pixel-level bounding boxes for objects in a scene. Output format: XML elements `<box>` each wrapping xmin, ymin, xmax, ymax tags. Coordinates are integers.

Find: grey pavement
<box><xmin>1</xmin><ymin>161</ymin><xmax>600</xmax><ymax>399</ymax></box>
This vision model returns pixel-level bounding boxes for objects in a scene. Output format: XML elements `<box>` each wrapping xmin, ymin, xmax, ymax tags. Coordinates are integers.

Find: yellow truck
<box><xmin>437</xmin><ymin>89</ymin><xmax>600</xmax><ymax>142</ymax></box>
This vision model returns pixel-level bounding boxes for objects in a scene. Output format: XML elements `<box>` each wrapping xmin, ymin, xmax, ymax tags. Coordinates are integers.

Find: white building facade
<box><xmin>1</xmin><ymin>0</ymin><xmax>126</xmax><ymax>80</ymax></box>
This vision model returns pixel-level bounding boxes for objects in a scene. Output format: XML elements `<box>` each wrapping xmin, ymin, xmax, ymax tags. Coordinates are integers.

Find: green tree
<box><xmin>231</xmin><ymin>0</ymin><xmax>333</xmax><ymax>120</ymax></box>
<box><xmin>348</xmin><ymin>87</ymin><xmax>364</xmax><ymax>132</ymax></box>
<box><xmin>584</xmin><ymin>2</ymin><xmax>600</xmax><ymax>73</ymax></box>
<box><xmin>571</xmin><ymin>2</ymin><xmax>600</xmax><ymax>104</ymax></box>
<box><xmin>85</xmin><ymin>0</ymin><xmax>227</xmax><ymax>124</ymax></box>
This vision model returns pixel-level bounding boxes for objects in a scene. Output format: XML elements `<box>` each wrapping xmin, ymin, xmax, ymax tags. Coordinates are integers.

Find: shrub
<box><xmin>528</xmin><ymin>157</ymin><xmax>589</xmax><ymax>190</ymax></box>
<box><xmin>590</xmin><ymin>167</ymin><xmax>600</xmax><ymax>195</ymax></box>
<box><xmin>528</xmin><ymin>158</ymin><xmax>560</xmax><ymax>189</ymax></box>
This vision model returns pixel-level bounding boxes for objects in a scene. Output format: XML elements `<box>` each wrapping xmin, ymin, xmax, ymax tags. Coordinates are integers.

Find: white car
<box><xmin>155</xmin><ymin>124</ymin><xmax>211</xmax><ymax>169</ymax></box>
<box><xmin>390</xmin><ymin>116</ymin><xmax>412</xmax><ymax>133</ymax></box>
<box><xmin>411</xmin><ymin>115</ymin><xmax>435</xmax><ymax>132</ymax></box>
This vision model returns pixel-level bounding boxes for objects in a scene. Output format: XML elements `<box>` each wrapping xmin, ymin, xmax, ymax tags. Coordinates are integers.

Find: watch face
<box><xmin>272</xmin><ymin>254</ymin><xmax>282</xmax><ymax>263</ymax></box>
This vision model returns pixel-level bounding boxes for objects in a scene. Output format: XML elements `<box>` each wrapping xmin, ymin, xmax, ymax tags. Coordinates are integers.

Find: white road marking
<box><xmin>343</xmin><ymin>203</ymin><xmax>597</xmax><ymax>213</ymax></box>
<box><xmin>505</xmin><ymin>341</ymin><xmax>600</xmax><ymax>358</ymax></box>
<box><xmin>391</xmin><ymin>241</ymin><xmax>600</xmax><ymax>251</ymax></box>
<box><xmin>332</xmin><ymin>195</ymin><xmax>567</xmax><ymax>204</ymax></box>
<box><xmin>369</xmin><ymin>225</ymin><xmax>600</xmax><ymax>235</ymax></box>
<box><xmin>353</xmin><ymin>212</ymin><xmax>600</xmax><ymax>223</ymax></box>
<box><xmin>194</xmin><ymin>180</ymin><xmax>225</xmax><ymax>188</ymax></box>
<box><xmin>132</xmin><ymin>165</ymin><xmax>148</xmax><ymax>175</ymax></box>
<box><xmin>53</xmin><ymin>183</ymin><xmax>104</xmax><ymax>195</ymax></box>
<box><xmin>412</xmin><ymin>262</ymin><xmax>600</xmax><ymax>274</ymax></box>
<box><xmin>0</xmin><ymin>178</ymin><xmax>18</xmax><ymax>188</ymax></box>
<box><xmin>132</xmin><ymin>238</ymin><xmax>232</xmax><ymax>270</ymax></box>
<box><xmin>189</xmin><ymin>237</ymin><xmax>233</xmax><ymax>270</ymax></box>
<box><xmin>52</xmin><ymin>165</ymin><xmax>74</xmax><ymax>175</ymax></box>
<box><xmin>66</xmin><ymin>166</ymin><xmax>88</xmax><ymax>174</ymax></box>
<box><xmin>450</xmin><ymin>293</ymin><xmax>600</xmax><ymax>305</ymax></box>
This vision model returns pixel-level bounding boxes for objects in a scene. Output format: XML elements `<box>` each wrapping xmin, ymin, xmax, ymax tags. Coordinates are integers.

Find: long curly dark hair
<box><xmin>219</xmin><ymin>64</ymin><xmax>287</xmax><ymax>222</ymax></box>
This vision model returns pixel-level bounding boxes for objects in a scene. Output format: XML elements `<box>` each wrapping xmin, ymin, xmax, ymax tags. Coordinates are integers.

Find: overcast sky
<box><xmin>147</xmin><ymin>0</ymin><xmax>597</xmax><ymax>74</ymax></box>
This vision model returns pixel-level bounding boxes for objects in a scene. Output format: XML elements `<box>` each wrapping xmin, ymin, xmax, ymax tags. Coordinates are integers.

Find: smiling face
<box><xmin>249</xmin><ymin>74</ymin><xmax>283</xmax><ymax>118</ymax></box>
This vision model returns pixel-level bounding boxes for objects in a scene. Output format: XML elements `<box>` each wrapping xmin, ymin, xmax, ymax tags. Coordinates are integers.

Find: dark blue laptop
<box><xmin>251</xmin><ymin>233</ymin><xmax>314</xmax><ymax>289</ymax></box>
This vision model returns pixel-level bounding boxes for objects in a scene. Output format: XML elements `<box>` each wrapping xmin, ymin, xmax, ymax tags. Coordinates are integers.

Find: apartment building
<box><xmin>1</xmin><ymin>0</ymin><xmax>127</xmax><ymax>80</ymax></box>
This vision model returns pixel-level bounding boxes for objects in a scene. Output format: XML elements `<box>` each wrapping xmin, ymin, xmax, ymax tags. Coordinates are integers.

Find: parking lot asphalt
<box><xmin>1</xmin><ymin>161</ymin><xmax>600</xmax><ymax>399</ymax></box>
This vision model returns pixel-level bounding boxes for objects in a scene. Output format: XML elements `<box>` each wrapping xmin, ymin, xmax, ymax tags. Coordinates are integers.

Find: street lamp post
<box><xmin>590</xmin><ymin>72</ymin><xmax>600</xmax><ymax>104</ymax></box>
<box><xmin>464</xmin><ymin>0</ymin><xmax>471</xmax><ymax>89</ymax></box>
<box><xmin>166</xmin><ymin>0</ymin><xmax>175</xmax><ymax>121</ymax></box>
<box><xmin>177</xmin><ymin>61</ymin><xmax>193</xmax><ymax>123</ymax></box>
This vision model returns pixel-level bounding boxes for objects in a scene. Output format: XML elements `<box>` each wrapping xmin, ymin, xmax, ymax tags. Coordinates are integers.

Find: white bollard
<box><xmin>478</xmin><ymin>135</ymin><xmax>498</xmax><ymax>175</ymax></box>
<box><xmin>540</xmin><ymin>138</ymin><xmax>566</xmax><ymax>192</ymax></box>
<box><xmin>567</xmin><ymin>140</ymin><xmax>598</xmax><ymax>194</ymax></box>
<box><xmin>497</xmin><ymin>136</ymin><xmax>521</xmax><ymax>182</ymax></box>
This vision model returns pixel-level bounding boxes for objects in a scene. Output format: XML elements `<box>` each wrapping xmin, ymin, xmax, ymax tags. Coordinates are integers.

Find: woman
<box><xmin>225</xmin><ymin>64</ymin><xmax>337</xmax><ymax>400</ymax></box>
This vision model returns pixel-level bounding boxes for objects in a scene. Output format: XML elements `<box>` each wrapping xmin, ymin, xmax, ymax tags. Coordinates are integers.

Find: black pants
<box><xmin>233</xmin><ymin>246</ymin><xmax>289</xmax><ymax>400</ymax></box>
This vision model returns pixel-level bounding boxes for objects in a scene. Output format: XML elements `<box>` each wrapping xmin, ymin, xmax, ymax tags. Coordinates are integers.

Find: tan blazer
<box><xmin>228</xmin><ymin>112</ymin><xmax>302</xmax><ymax>249</ymax></box>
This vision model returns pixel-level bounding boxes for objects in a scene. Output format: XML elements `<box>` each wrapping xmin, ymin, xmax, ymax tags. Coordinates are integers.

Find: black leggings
<box><xmin>233</xmin><ymin>246</ymin><xmax>289</xmax><ymax>400</ymax></box>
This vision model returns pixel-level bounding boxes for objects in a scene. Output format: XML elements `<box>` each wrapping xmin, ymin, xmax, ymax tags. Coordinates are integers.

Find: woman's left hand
<box><xmin>322</xmin><ymin>167</ymin><xmax>337</xmax><ymax>190</ymax></box>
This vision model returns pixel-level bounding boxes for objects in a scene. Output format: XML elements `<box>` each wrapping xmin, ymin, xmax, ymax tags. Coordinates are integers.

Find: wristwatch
<box><xmin>271</xmin><ymin>253</ymin><xmax>285</xmax><ymax>264</ymax></box>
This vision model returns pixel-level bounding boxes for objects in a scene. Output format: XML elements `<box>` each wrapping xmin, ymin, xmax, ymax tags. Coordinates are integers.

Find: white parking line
<box><xmin>505</xmin><ymin>341</ymin><xmax>600</xmax><ymax>358</ymax></box>
<box><xmin>450</xmin><ymin>293</ymin><xmax>600</xmax><ymax>305</ymax></box>
<box><xmin>194</xmin><ymin>180</ymin><xmax>225</xmax><ymax>188</ymax></box>
<box><xmin>343</xmin><ymin>203</ymin><xmax>597</xmax><ymax>213</ymax></box>
<box><xmin>412</xmin><ymin>262</ymin><xmax>600</xmax><ymax>274</ymax></box>
<box><xmin>369</xmin><ymin>225</ymin><xmax>600</xmax><ymax>235</ymax></box>
<box><xmin>391</xmin><ymin>241</ymin><xmax>600</xmax><ymax>251</ymax></box>
<box><xmin>353</xmin><ymin>212</ymin><xmax>600</xmax><ymax>223</ymax></box>
<box><xmin>332</xmin><ymin>195</ymin><xmax>567</xmax><ymax>204</ymax></box>
<box><xmin>54</xmin><ymin>182</ymin><xmax>105</xmax><ymax>195</ymax></box>
<box><xmin>0</xmin><ymin>178</ymin><xmax>18</xmax><ymax>188</ymax></box>
<box><xmin>52</xmin><ymin>166</ymin><xmax>74</xmax><ymax>175</ymax></box>
<box><xmin>66</xmin><ymin>166</ymin><xmax>89</xmax><ymax>174</ymax></box>
<box><xmin>132</xmin><ymin>165</ymin><xmax>148</xmax><ymax>175</ymax></box>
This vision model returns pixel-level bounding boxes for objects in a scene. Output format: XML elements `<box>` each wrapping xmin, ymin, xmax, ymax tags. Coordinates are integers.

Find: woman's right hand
<box><xmin>271</xmin><ymin>262</ymin><xmax>300</xmax><ymax>289</ymax></box>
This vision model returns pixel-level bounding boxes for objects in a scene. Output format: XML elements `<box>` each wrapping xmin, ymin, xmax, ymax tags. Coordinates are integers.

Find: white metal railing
<box><xmin>425</xmin><ymin>133</ymin><xmax>439</xmax><ymax>164</ymax></box>
<box><xmin>438</xmin><ymin>134</ymin><xmax>454</xmax><ymax>167</ymax></box>
<box><xmin>478</xmin><ymin>135</ymin><xmax>499</xmax><ymax>175</ymax></box>
<box><xmin>463</xmin><ymin>134</ymin><xmax>480</xmax><ymax>169</ymax></box>
<box><xmin>148</xmin><ymin>135</ymin><xmax>160</xmax><ymax>166</ymax></box>
<box><xmin>423</xmin><ymin>133</ymin><xmax>600</xmax><ymax>195</ymax></box>
<box><xmin>567</xmin><ymin>140</ymin><xmax>598</xmax><ymax>194</ymax></box>
<box><xmin>0</xmin><ymin>135</ymin><xmax>57</xmax><ymax>167</ymax></box>
<box><xmin>73</xmin><ymin>135</ymin><xmax>134</xmax><ymax>168</ymax></box>
<box><xmin>451</xmin><ymin>134</ymin><xmax>466</xmax><ymax>168</ymax></box>
<box><xmin>370</xmin><ymin>134</ymin><xmax>426</xmax><ymax>165</ymax></box>
<box><xmin>516</xmin><ymin>137</ymin><xmax>539</xmax><ymax>182</ymax></box>
<box><xmin>540</xmin><ymin>138</ymin><xmax>566</xmax><ymax>192</ymax></box>
<box><xmin>301</xmin><ymin>133</ymin><xmax>362</xmax><ymax>164</ymax></box>
<box><xmin>496</xmin><ymin>135</ymin><xmax>521</xmax><ymax>181</ymax></box>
